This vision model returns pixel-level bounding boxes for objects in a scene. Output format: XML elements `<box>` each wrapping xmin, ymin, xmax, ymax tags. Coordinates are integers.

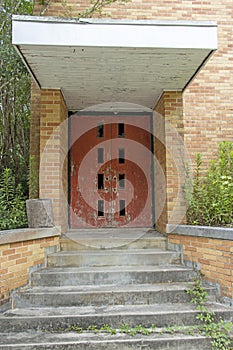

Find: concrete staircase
<box><xmin>0</xmin><ymin>229</ymin><xmax>232</xmax><ymax>349</ymax></box>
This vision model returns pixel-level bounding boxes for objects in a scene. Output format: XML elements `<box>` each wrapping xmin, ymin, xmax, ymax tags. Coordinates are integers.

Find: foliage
<box><xmin>28</xmin><ymin>156</ymin><xmax>39</xmax><ymax>199</ymax></box>
<box><xmin>0</xmin><ymin>168</ymin><xmax>27</xmax><ymax>230</ymax></box>
<box><xmin>0</xmin><ymin>0</ymin><xmax>33</xmax><ymax>197</ymax></box>
<box><xmin>185</xmin><ymin>272</ymin><xmax>233</xmax><ymax>350</ymax></box>
<box><xmin>65</xmin><ymin>324</ymin><xmax>83</xmax><ymax>333</ymax></box>
<box><xmin>39</xmin><ymin>0</ymin><xmax>129</xmax><ymax>17</ymax></box>
<box><xmin>87</xmin><ymin>325</ymin><xmax>99</xmax><ymax>333</ymax></box>
<box><xmin>43</xmin><ymin>317</ymin><xmax>233</xmax><ymax>349</ymax></box>
<box><xmin>100</xmin><ymin>324</ymin><xmax>117</xmax><ymax>335</ymax></box>
<box><xmin>79</xmin><ymin>0</ymin><xmax>130</xmax><ymax>18</ymax></box>
<box><xmin>185</xmin><ymin>141</ymin><xmax>233</xmax><ymax>227</ymax></box>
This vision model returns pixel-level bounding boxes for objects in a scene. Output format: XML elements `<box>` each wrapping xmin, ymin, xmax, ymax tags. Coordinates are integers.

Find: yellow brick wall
<box><xmin>31</xmin><ymin>0</ymin><xmax>233</xmax><ymax>230</ymax></box>
<box><xmin>0</xmin><ymin>236</ymin><xmax>60</xmax><ymax>306</ymax></box>
<box><xmin>40</xmin><ymin>89</ymin><xmax>68</xmax><ymax>232</ymax></box>
<box><xmin>168</xmin><ymin>234</ymin><xmax>233</xmax><ymax>300</ymax></box>
<box><xmin>33</xmin><ymin>0</ymin><xmax>233</xmax><ymax>167</ymax></box>
<box><xmin>154</xmin><ymin>92</ymin><xmax>186</xmax><ymax>231</ymax></box>
<box><xmin>153</xmin><ymin>96</ymin><xmax>167</xmax><ymax>233</ymax></box>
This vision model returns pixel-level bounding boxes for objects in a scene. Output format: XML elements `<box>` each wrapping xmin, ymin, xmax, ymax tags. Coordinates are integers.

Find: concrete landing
<box><xmin>63</xmin><ymin>228</ymin><xmax>166</xmax><ymax>250</ymax></box>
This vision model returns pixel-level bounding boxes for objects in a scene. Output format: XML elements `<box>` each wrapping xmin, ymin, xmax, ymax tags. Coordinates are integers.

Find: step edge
<box><xmin>15</xmin><ymin>284</ymin><xmax>216</xmax><ymax>294</ymax></box>
<box><xmin>3</xmin><ymin>303</ymin><xmax>232</xmax><ymax>316</ymax></box>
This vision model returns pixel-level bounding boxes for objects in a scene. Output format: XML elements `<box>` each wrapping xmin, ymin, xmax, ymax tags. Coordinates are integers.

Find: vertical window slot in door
<box><xmin>119</xmin><ymin>148</ymin><xmax>125</xmax><ymax>163</ymax></box>
<box><xmin>98</xmin><ymin>123</ymin><xmax>104</xmax><ymax>137</ymax></box>
<box><xmin>98</xmin><ymin>174</ymin><xmax>104</xmax><ymax>189</ymax></box>
<box><xmin>118</xmin><ymin>123</ymin><xmax>125</xmax><ymax>137</ymax></box>
<box><xmin>98</xmin><ymin>200</ymin><xmax>104</xmax><ymax>216</ymax></box>
<box><xmin>98</xmin><ymin>148</ymin><xmax>104</xmax><ymax>163</ymax></box>
<box><xmin>119</xmin><ymin>174</ymin><xmax>125</xmax><ymax>189</ymax></box>
<box><xmin>120</xmin><ymin>200</ymin><xmax>126</xmax><ymax>216</ymax></box>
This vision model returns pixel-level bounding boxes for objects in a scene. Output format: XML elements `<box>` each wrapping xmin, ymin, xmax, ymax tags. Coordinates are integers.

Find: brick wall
<box><xmin>154</xmin><ymin>92</ymin><xmax>186</xmax><ymax>231</ymax></box>
<box><xmin>0</xmin><ymin>229</ymin><xmax>60</xmax><ymax>307</ymax></box>
<box><xmin>40</xmin><ymin>89</ymin><xmax>68</xmax><ymax>232</ymax></box>
<box><xmin>31</xmin><ymin>0</ymin><xmax>233</xmax><ymax>231</ymax></box>
<box><xmin>61</xmin><ymin>94</ymin><xmax>68</xmax><ymax>229</ymax></box>
<box><xmin>168</xmin><ymin>233</ymin><xmax>233</xmax><ymax>300</ymax></box>
<box><xmin>153</xmin><ymin>96</ymin><xmax>167</xmax><ymax>232</ymax></box>
<box><xmin>33</xmin><ymin>0</ymin><xmax>233</xmax><ymax>166</ymax></box>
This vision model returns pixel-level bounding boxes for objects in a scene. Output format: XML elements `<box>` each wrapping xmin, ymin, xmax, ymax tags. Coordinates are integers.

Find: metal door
<box><xmin>70</xmin><ymin>114</ymin><xmax>152</xmax><ymax>228</ymax></box>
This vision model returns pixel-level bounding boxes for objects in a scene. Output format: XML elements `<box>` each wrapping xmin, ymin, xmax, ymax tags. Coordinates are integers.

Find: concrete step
<box><xmin>31</xmin><ymin>265</ymin><xmax>195</xmax><ymax>287</ymax></box>
<box><xmin>62</xmin><ymin>228</ymin><xmax>167</xmax><ymax>251</ymax></box>
<box><xmin>47</xmin><ymin>249</ymin><xmax>181</xmax><ymax>268</ymax></box>
<box><xmin>0</xmin><ymin>331</ymin><xmax>214</xmax><ymax>349</ymax></box>
<box><xmin>1</xmin><ymin>303</ymin><xmax>233</xmax><ymax>332</ymax></box>
<box><xmin>13</xmin><ymin>283</ymin><xmax>216</xmax><ymax>308</ymax></box>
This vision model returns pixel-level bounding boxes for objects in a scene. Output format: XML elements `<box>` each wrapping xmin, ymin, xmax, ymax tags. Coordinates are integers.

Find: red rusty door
<box><xmin>70</xmin><ymin>114</ymin><xmax>153</xmax><ymax>228</ymax></box>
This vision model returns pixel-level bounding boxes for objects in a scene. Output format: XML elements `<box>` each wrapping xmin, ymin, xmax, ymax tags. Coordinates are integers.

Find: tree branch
<box><xmin>0</xmin><ymin>77</ymin><xmax>14</xmax><ymax>92</ymax></box>
<box><xmin>40</xmin><ymin>0</ymin><xmax>52</xmax><ymax>16</ymax></box>
<box><xmin>0</xmin><ymin>0</ymin><xmax>23</xmax><ymax>34</ymax></box>
<box><xmin>80</xmin><ymin>0</ymin><xmax>129</xmax><ymax>17</ymax></box>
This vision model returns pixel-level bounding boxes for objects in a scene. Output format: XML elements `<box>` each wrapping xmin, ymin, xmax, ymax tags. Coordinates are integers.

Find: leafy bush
<box><xmin>0</xmin><ymin>168</ymin><xmax>28</xmax><ymax>230</ymax></box>
<box><xmin>185</xmin><ymin>141</ymin><xmax>233</xmax><ymax>227</ymax></box>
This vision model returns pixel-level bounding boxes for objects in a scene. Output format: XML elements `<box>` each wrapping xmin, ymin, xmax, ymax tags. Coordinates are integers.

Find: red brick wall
<box><xmin>168</xmin><ymin>234</ymin><xmax>233</xmax><ymax>300</ymax></box>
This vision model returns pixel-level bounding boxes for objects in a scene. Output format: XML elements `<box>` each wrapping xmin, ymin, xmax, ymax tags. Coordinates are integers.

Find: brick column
<box><xmin>40</xmin><ymin>89</ymin><xmax>68</xmax><ymax>232</ymax></box>
<box><xmin>153</xmin><ymin>96</ymin><xmax>167</xmax><ymax>233</ymax></box>
<box><xmin>154</xmin><ymin>91</ymin><xmax>186</xmax><ymax>232</ymax></box>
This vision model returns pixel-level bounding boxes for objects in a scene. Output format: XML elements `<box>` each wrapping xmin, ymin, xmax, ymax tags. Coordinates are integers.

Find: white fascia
<box><xmin>12</xmin><ymin>15</ymin><xmax>217</xmax><ymax>50</ymax></box>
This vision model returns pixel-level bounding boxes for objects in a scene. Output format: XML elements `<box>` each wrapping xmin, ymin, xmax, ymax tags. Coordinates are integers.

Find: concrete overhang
<box><xmin>12</xmin><ymin>15</ymin><xmax>217</xmax><ymax>111</ymax></box>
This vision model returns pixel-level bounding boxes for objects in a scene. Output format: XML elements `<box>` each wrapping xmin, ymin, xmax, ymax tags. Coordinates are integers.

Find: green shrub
<box><xmin>0</xmin><ymin>168</ymin><xmax>28</xmax><ymax>230</ymax></box>
<box><xmin>185</xmin><ymin>141</ymin><xmax>233</xmax><ymax>227</ymax></box>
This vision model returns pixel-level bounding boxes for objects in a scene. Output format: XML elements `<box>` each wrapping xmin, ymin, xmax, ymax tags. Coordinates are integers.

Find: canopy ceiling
<box><xmin>12</xmin><ymin>16</ymin><xmax>217</xmax><ymax>111</ymax></box>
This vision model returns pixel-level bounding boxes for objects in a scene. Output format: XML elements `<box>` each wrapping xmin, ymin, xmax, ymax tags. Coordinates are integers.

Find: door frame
<box><xmin>68</xmin><ymin>110</ymin><xmax>155</xmax><ymax>228</ymax></box>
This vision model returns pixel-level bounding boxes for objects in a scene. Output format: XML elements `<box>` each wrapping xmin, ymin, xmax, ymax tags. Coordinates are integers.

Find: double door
<box><xmin>70</xmin><ymin>114</ymin><xmax>152</xmax><ymax>228</ymax></box>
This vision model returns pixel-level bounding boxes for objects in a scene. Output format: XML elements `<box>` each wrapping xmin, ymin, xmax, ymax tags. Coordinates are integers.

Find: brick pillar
<box><xmin>153</xmin><ymin>96</ymin><xmax>167</xmax><ymax>233</ymax></box>
<box><xmin>154</xmin><ymin>91</ymin><xmax>186</xmax><ymax>232</ymax></box>
<box><xmin>40</xmin><ymin>89</ymin><xmax>68</xmax><ymax>232</ymax></box>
